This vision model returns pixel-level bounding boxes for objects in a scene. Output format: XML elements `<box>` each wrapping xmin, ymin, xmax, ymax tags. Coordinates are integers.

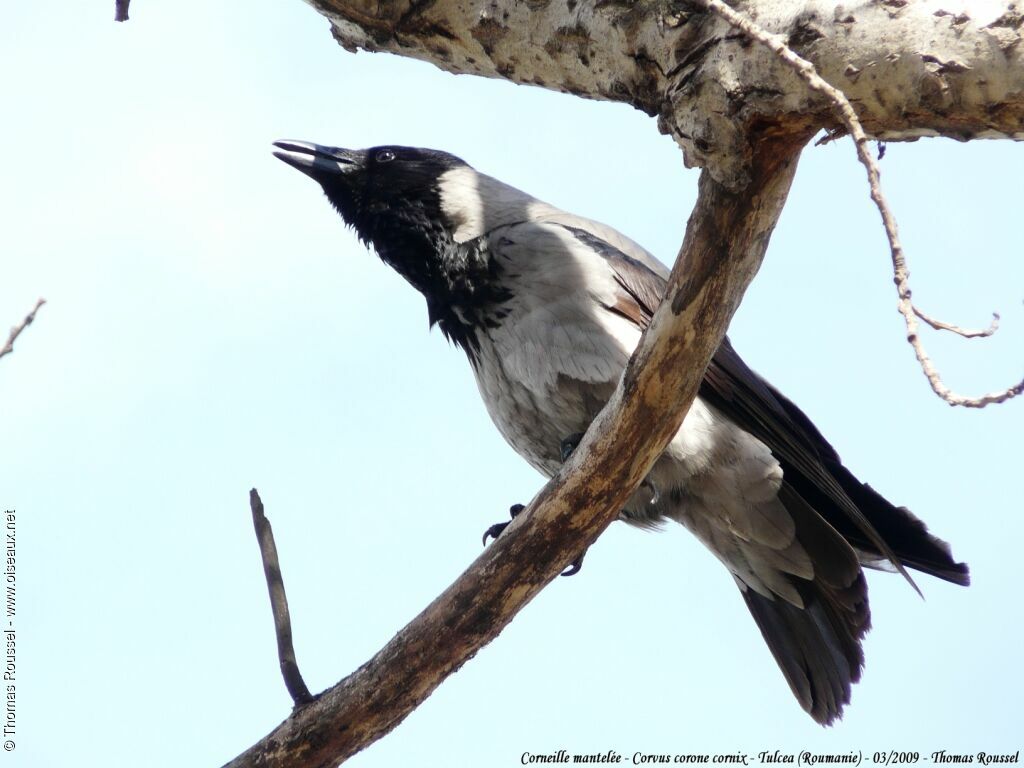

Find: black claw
<box><xmin>482</xmin><ymin>503</ymin><xmax>526</xmax><ymax>546</ymax></box>
<box><xmin>560</xmin><ymin>551</ymin><xmax>586</xmax><ymax>577</ymax></box>
<box><xmin>560</xmin><ymin>432</ymin><xmax>585</xmax><ymax>463</ymax></box>
<box><xmin>482</xmin><ymin>501</ymin><xmax>587</xmax><ymax>578</ymax></box>
<box><xmin>481</xmin><ymin>522</ymin><xmax>508</xmax><ymax>545</ymax></box>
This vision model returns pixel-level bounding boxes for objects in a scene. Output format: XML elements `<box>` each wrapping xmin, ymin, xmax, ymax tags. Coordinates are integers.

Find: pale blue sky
<box><xmin>1</xmin><ymin>2</ymin><xmax>1022</xmax><ymax>767</ymax></box>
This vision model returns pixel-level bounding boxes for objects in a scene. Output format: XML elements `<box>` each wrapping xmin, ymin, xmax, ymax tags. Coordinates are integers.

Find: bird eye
<box><xmin>376</xmin><ymin>149</ymin><xmax>396</xmax><ymax>163</ymax></box>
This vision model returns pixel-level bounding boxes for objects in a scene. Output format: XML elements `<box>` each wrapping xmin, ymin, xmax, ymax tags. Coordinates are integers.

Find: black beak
<box><xmin>272</xmin><ymin>140</ymin><xmax>362</xmax><ymax>183</ymax></box>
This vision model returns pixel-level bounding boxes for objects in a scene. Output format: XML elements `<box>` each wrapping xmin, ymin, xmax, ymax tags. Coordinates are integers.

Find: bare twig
<box><xmin>699</xmin><ymin>0</ymin><xmax>1023</xmax><ymax>408</ymax></box>
<box><xmin>0</xmin><ymin>298</ymin><xmax>46</xmax><ymax>361</ymax></box>
<box><xmin>250</xmin><ymin>488</ymin><xmax>314</xmax><ymax>708</ymax></box>
<box><xmin>813</xmin><ymin>128</ymin><xmax>846</xmax><ymax>147</ymax></box>
<box><xmin>115</xmin><ymin>0</ymin><xmax>130</xmax><ymax>22</ymax></box>
<box><xmin>914</xmin><ymin>308</ymin><xmax>1000</xmax><ymax>339</ymax></box>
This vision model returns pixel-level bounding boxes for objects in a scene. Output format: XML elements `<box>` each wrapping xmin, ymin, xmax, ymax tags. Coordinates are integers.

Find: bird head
<box><xmin>275</xmin><ymin>140</ymin><xmax>468</xmax><ymax>240</ymax></box>
<box><xmin>273</xmin><ymin>141</ymin><xmax>480</xmax><ymax>298</ymax></box>
<box><xmin>272</xmin><ymin>140</ymin><xmax>518</xmax><ymax>351</ymax></box>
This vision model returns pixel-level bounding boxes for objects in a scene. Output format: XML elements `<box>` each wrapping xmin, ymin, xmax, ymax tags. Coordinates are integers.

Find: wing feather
<box><xmin>551</xmin><ymin>222</ymin><xmax>968</xmax><ymax>588</ymax></box>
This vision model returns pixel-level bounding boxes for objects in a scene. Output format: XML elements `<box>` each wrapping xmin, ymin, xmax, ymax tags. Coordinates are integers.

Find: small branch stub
<box><xmin>249</xmin><ymin>488</ymin><xmax>314</xmax><ymax>708</ymax></box>
<box><xmin>0</xmin><ymin>298</ymin><xmax>46</xmax><ymax>362</ymax></box>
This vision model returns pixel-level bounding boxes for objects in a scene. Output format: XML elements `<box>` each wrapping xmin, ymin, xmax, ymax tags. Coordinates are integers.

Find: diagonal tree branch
<box><xmin>0</xmin><ymin>298</ymin><xmax>46</xmax><ymax>362</ymax></box>
<box><xmin>223</xmin><ymin>130</ymin><xmax>809</xmax><ymax>768</ymax></box>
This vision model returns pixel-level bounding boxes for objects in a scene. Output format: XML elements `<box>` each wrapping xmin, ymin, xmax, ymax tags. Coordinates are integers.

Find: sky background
<box><xmin>2</xmin><ymin>2</ymin><xmax>1022</xmax><ymax>767</ymax></box>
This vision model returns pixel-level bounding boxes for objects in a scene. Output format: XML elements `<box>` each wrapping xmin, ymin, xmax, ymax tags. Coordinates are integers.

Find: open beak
<box><xmin>272</xmin><ymin>140</ymin><xmax>362</xmax><ymax>182</ymax></box>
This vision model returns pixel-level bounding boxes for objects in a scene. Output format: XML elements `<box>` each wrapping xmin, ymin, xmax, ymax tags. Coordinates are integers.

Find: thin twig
<box><xmin>0</xmin><ymin>298</ymin><xmax>46</xmax><ymax>361</ymax></box>
<box><xmin>914</xmin><ymin>308</ymin><xmax>1000</xmax><ymax>338</ymax></box>
<box><xmin>698</xmin><ymin>0</ymin><xmax>1023</xmax><ymax>408</ymax></box>
<box><xmin>115</xmin><ymin>0</ymin><xmax>130</xmax><ymax>22</ymax></box>
<box><xmin>813</xmin><ymin>127</ymin><xmax>846</xmax><ymax>147</ymax></box>
<box><xmin>249</xmin><ymin>488</ymin><xmax>315</xmax><ymax>708</ymax></box>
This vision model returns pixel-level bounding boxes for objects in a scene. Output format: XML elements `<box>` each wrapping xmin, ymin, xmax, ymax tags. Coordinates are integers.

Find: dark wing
<box><xmin>705</xmin><ymin>341</ymin><xmax>969</xmax><ymax>586</ymax></box>
<box><xmin>561</xmin><ymin>226</ymin><xmax>664</xmax><ymax>324</ymax></box>
<box><xmin>561</xmin><ymin>225</ymin><xmax>869</xmax><ymax>722</ymax></box>
<box><xmin>559</xmin><ymin>223</ymin><xmax>968</xmax><ymax>722</ymax></box>
<box><xmin>560</xmin><ymin>224</ymin><xmax>968</xmax><ymax>587</ymax></box>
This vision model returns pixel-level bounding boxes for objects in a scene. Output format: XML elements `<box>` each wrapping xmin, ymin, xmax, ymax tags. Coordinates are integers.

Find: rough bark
<box><xmin>224</xmin><ymin>130</ymin><xmax>809</xmax><ymax>768</ymax></box>
<box><xmin>307</xmin><ymin>0</ymin><xmax>1024</xmax><ymax>188</ymax></box>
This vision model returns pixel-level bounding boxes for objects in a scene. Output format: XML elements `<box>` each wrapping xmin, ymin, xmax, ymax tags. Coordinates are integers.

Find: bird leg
<box><xmin>479</xmin><ymin>432</ymin><xmax>589</xmax><ymax>577</ymax></box>
<box><xmin>481</xmin><ymin>503</ymin><xmax>525</xmax><ymax>546</ymax></box>
<box><xmin>560</xmin><ymin>432</ymin><xmax>585</xmax><ymax>462</ymax></box>
<box><xmin>556</xmin><ymin>432</ymin><xmax>588</xmax><ymax>576</ymax></box>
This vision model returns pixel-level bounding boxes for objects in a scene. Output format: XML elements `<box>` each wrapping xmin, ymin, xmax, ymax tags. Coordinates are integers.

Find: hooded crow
<box><xmin>273</xmin><ymin>140</ymin><xmax>969</xmax><ymax>725</ymax></box>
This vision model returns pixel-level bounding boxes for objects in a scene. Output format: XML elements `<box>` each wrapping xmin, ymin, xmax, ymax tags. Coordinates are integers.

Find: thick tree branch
<box><xmin>307</xmin><ymin>0</ymin><xmax>1024</xmax><ymax>188</ymax></box>
<box><xmin>0</xmin><ymin>298</ymin><xmax>46</xmax><ymax>362</ymax></box>
<box><xmin>115</xmin><ymin>0</ymin><xmax>130</xmax><ymax>22</ymax></box>
<box><xmin>224</xmin><ymin>131</ymin><xmax>809</xmax><ymax>768</ymax></box>
<box><xmin>700</xmin><ymin>0</ymin><xmax>1024</xmax><ymax>407</ymax></box>
<box><xmin>250</xmin><ymin>489</ymin><xmax>315</xmax><ymax>708</ymax></box>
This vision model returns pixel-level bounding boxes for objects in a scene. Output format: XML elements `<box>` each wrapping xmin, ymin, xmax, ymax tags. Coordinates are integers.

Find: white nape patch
<box><xmin>438</xmin><ymin>166</ymin><xmax>673</xmax><ymax>278</ymax></box>
<box><xmin>437</xmin><ymin>167</ymin><xmax>564</xmax><ymax>244</ymax></box>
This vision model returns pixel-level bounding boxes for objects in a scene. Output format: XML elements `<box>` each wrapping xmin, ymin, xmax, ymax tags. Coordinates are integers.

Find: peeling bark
<box><xmin>306</xmin><ymin>0</ymin><xmax>1024</xmax><ymax>187</ymax></box>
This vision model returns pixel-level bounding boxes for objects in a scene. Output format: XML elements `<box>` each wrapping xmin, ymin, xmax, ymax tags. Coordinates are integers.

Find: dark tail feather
<box><xmin>825</xmin><ymin>459</ymin><xmax>970</xmax><ymax>586</ymax></box>
<box><xmin>764</xmin><ymin>380</ymin><xmax>969</xmax><ymax>587</ymax></box>
<box><xmin>741</xmin><ymin>576</ymin><xmax>868</xmax><ymax>725</ymax></box>
<box><xmin>740</xmin><ymin>484</ymin><xmax>871</xmax><ymax>725</ymax></box>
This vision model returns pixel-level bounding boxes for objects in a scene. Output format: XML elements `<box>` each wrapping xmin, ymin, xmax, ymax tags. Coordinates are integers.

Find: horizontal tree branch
<box><xmin>306</xmin><ymin>0</ymin><xmax>1024</xmax><ymax>188</ymax></box>
<box><xmin>223</xmin><ymin>130</ymin><xmax>810</xmax><ymax>768</ymax></box>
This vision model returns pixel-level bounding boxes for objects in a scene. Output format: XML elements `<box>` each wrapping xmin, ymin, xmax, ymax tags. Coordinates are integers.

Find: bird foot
<box><xmin>560</xmin><ymin>432</ymin><xmax>585</xmax><ymax>463</ymax></box>
<box><xmin>481</xmin><ymin>503</ymin><xmax>524</xmax><ymax>546</ymax></box>
<box><xmin>561</xmin><ymin>551</ymin><xmax>585</xmax><ymax>577</ymax></box>
<box><xmin>481</xmin><ymin>502</ymin><xmax>586</xmax><ymax>577</ymax></box>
